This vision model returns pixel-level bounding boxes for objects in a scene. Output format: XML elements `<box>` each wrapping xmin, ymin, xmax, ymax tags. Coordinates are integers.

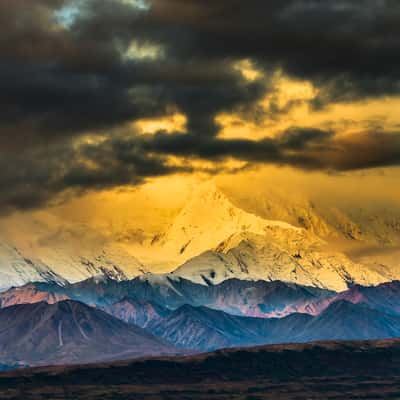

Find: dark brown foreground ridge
<box><xmin>1</xmin><ymin>339</ymin><xmax>400</xmax><ymax>399</ymax></box>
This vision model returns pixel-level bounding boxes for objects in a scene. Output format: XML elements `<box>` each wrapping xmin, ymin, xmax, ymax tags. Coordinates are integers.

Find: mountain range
<box><xmin>0</xmin><ymin>276</ymin><xmax>335</xmax><ymax>317</ymax></box>
<box><xmin>2</xmin><ymin>276</ymin><xmax>400</xmax><ymax>319</ymax></box>
<box><xmin>0</xmin><ymin>276</ymin><xmax>399</xmax><ymax>362</ymax></box>
<box><xmin>0</xmin><ymin>182</ymin><xmax>400</xmax><ymax>369</ymax></box>
<box><xmin>147</xmin><ymin>300</ymin><xmax>400</xmax><ymax>351</ymax></box>
<box><xmin>1</xmin><ymin>290</ymin><xmax>399</xmax><ymax>366</ymax></box>
<box><xmin>1</xmin><ymin>182</ymin><xmax>400</xmax><ymax>291</ymax></box>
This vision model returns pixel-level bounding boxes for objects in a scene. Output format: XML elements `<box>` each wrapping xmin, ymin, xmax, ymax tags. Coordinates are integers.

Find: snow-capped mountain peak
<box><xmin>160</xmin><ymin>182</ymin><xmax>400</xmax><ymax>291</ymax></box>
<box><xmin>154</xmin><ymin>181</ymin><xmax>304</xmax><ymax>265</ymax></box>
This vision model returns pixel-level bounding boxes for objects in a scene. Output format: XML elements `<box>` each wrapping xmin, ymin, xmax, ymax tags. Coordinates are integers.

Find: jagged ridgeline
<box><xmin>1</xmin><ymin>182</ymin><xmax>399</xmax><ymax>291</ymax></box>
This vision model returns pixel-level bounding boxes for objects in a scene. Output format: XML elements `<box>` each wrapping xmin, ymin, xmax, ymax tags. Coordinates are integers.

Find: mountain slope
<box><xmin>0</xmin><ymin>275</ymin><xmax>207</xmax><ymax>310</ymax></box>
<box><xmin>310</xmin><ymin>280</ymin><xmax>400</xmax><ymax>316</ymax></box>
<box><xmin>0</xmin><ymin>240</ymin><xmax>67</xmax><ymax>290</ymax></box>
<box><xmin>0</xmin><ymin>300</ymin><xmax>178</xmax><ymax>367</ymax></box>
<box><xmin>104</xmin><ymin>298</ymin><xmax>171</xmax><ymax>328</ymax></box>
<box><xmin>147</xmin><ymin>301</ymin><xmax>400</xmax><ymax>351</ymax></box>
<box><xmin>192</xmin><ymin>278</ymin><xmax>334</xmax><ymax>317</ymax></box>
<box><xmin>172</xmin><ymin>231</ymin><xmax>397</xmax><ymax>291</ymax></box>
<box><xmin>0</xmin><ymin>211</ymin><xmax>147</xmax><ymax>290</ymax></box>
<box><xmin>0</xmin><ymin>283</ymin><xmax>68</xmax><ymax>308</ymax></box>
<box><xmin>147</xmin><ymin>304</ymin><xmax>271</xmax><ymax>351</ymax></box>
<box><xmin>339</xmin><ymin>281</ymin><xmax>400</xmax><ymax>315</ymax></box>
<box><xmin>295</xmin><ymin>300</ymin><xmax>400</xmax><ymax>342</ymax></box>
<box><xmin>0</xmin><ymin>277</ymin><xmax>335</xmax><ymax>319</ymax></box>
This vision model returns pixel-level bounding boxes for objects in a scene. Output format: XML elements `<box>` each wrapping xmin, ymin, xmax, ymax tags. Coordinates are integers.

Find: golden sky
<box><xmin>1</xmin><ymin>0</ymin><xmax>400</xmax><ymax>218</ymax></box>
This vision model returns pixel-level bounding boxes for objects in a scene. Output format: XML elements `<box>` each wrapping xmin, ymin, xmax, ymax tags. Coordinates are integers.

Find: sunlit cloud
<box><xmin>133</xmin><ymin>113</ymin><xmax>187</xmax><ymax>134</ymax></box>
<box><xmin>120</xmin><ymin>0</ymin><xmax>149</xmax><ymax>9</ymax></box>
<box><xmin>54</xmin><ymin>3</ymin><xmax>80</xmax><ymax>28</ymax></box>
<box><xmin>124</xmin><ymin>40</ymin><xmax>165</xmax><ymax>61</ymax></box>
<box><xmin>234</xmin><ymin>59</ymin><xmax>263</xmax><ymax>82</ymax></box>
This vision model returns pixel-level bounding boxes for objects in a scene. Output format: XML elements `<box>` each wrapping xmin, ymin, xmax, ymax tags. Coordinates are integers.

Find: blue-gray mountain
<box><xmin>0</xmin><ymin>275</ymin><xmax>335</xmax><ymax>317</ymax></box>
<box><xmin>0</xmin><ymin>300</ymin><xmax>179</xmax><ymax>367</ymax></box>
<box><xmin>1</xmin><ymin>278</ymin><xmax>400</xmax><ymax>356</ymax></box>
<box><xmin>145</xmin><ymin>301</ymin><xmax>400</xmax><ymax>351</ymax></box>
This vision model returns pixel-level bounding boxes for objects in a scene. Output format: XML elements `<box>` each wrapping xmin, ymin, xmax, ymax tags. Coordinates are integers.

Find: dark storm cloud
<box><xmin>5</xmin><ymin>0</ymin><xmax>400</xmax><ymax>146</ymax></box>
<box><xmin>278</xmin><ymin>128</ymin><xmax>334</xmax><ymax>150</ymax></box>
<box><xmin>135</xmin><ymin>128</ymin><xmax>400</xmax><ymax>171</ymax></box>
<box><xmin>0</xmin><ymin>137</ymin><xmax>189</xmax><ymax>213</ymax></box>
<box><xmin>2</xmin><ymin>0</ymin><xmax>400</xmax><ymax>210</ymax></box>
<box><xmin>2</xmin><ymin>126</ymin><xmax>400</xmax><ymax>211</ymax></box>
<box><xmin>0</xmin><ymin>0</ymin><xmax>266</xmax><ymax>147</ymax></box>
<box><xmin>142</xmin><ymin>0</ymin><xmax>400</xmax><ymax>100</ymax></box>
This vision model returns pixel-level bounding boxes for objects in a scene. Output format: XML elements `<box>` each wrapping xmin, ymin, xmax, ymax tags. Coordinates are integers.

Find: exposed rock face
<box><xmin>0</xmin><ymin>283</ymin><xmax>68</xmax><ymax>308</ymax></box>
<box><xmin>308</xmin><ymin>280</ymin><xmax>400</xmax><ymax>316</ymax></box>
<box><xmin>104</xmin><ymin>297</ymin><xmax>171</xmax><ymax>328</ymax></box>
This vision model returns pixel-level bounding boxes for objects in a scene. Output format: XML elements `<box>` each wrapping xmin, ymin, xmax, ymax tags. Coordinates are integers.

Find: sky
<box><xmin>2</xmin><ymin>0</ymin><xmax>400</xmax><ymax>217</ymax></box>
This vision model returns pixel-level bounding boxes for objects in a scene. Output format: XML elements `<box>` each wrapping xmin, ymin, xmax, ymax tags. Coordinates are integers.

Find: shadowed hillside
<box><xmin>0</xmin><ymin>300</ymin><xmax>179</xmax><ymax>367</ymax></box>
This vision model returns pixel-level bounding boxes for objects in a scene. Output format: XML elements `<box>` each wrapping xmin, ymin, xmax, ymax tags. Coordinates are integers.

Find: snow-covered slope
<box><xmin>0</xmin><ymin>212</ymin><xmax>147</xmax><ymax>290</ymax></box>
<box><xmin>172</xmin><ymin>232</ymin><xmax>397</xmax><ymax>291</ymax></box>
<box><xmin>226</xmin><ymin>183</ymin><xmax>400</xmax><ymax>246</ymax></box>
<box><xmin>167</xmin><ymin>183</ymin><xmax>400</xmax><ymax>291</ymax></box>
<box><xmin>150</xmin><ymin>181</ymin><xmax>312</xmax><ymax>268</ymax></box>
<box><xmin>0</xmin><ymin>240</ymin><xmax>66</xmax><ymax>290</ymax></box>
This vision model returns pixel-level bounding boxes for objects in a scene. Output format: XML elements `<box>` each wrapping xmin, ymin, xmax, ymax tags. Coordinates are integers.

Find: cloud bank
<box><xmin>2</xmin><ymin>0</ymin><xmax>400</xmax><ymax>210</ymax></box>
